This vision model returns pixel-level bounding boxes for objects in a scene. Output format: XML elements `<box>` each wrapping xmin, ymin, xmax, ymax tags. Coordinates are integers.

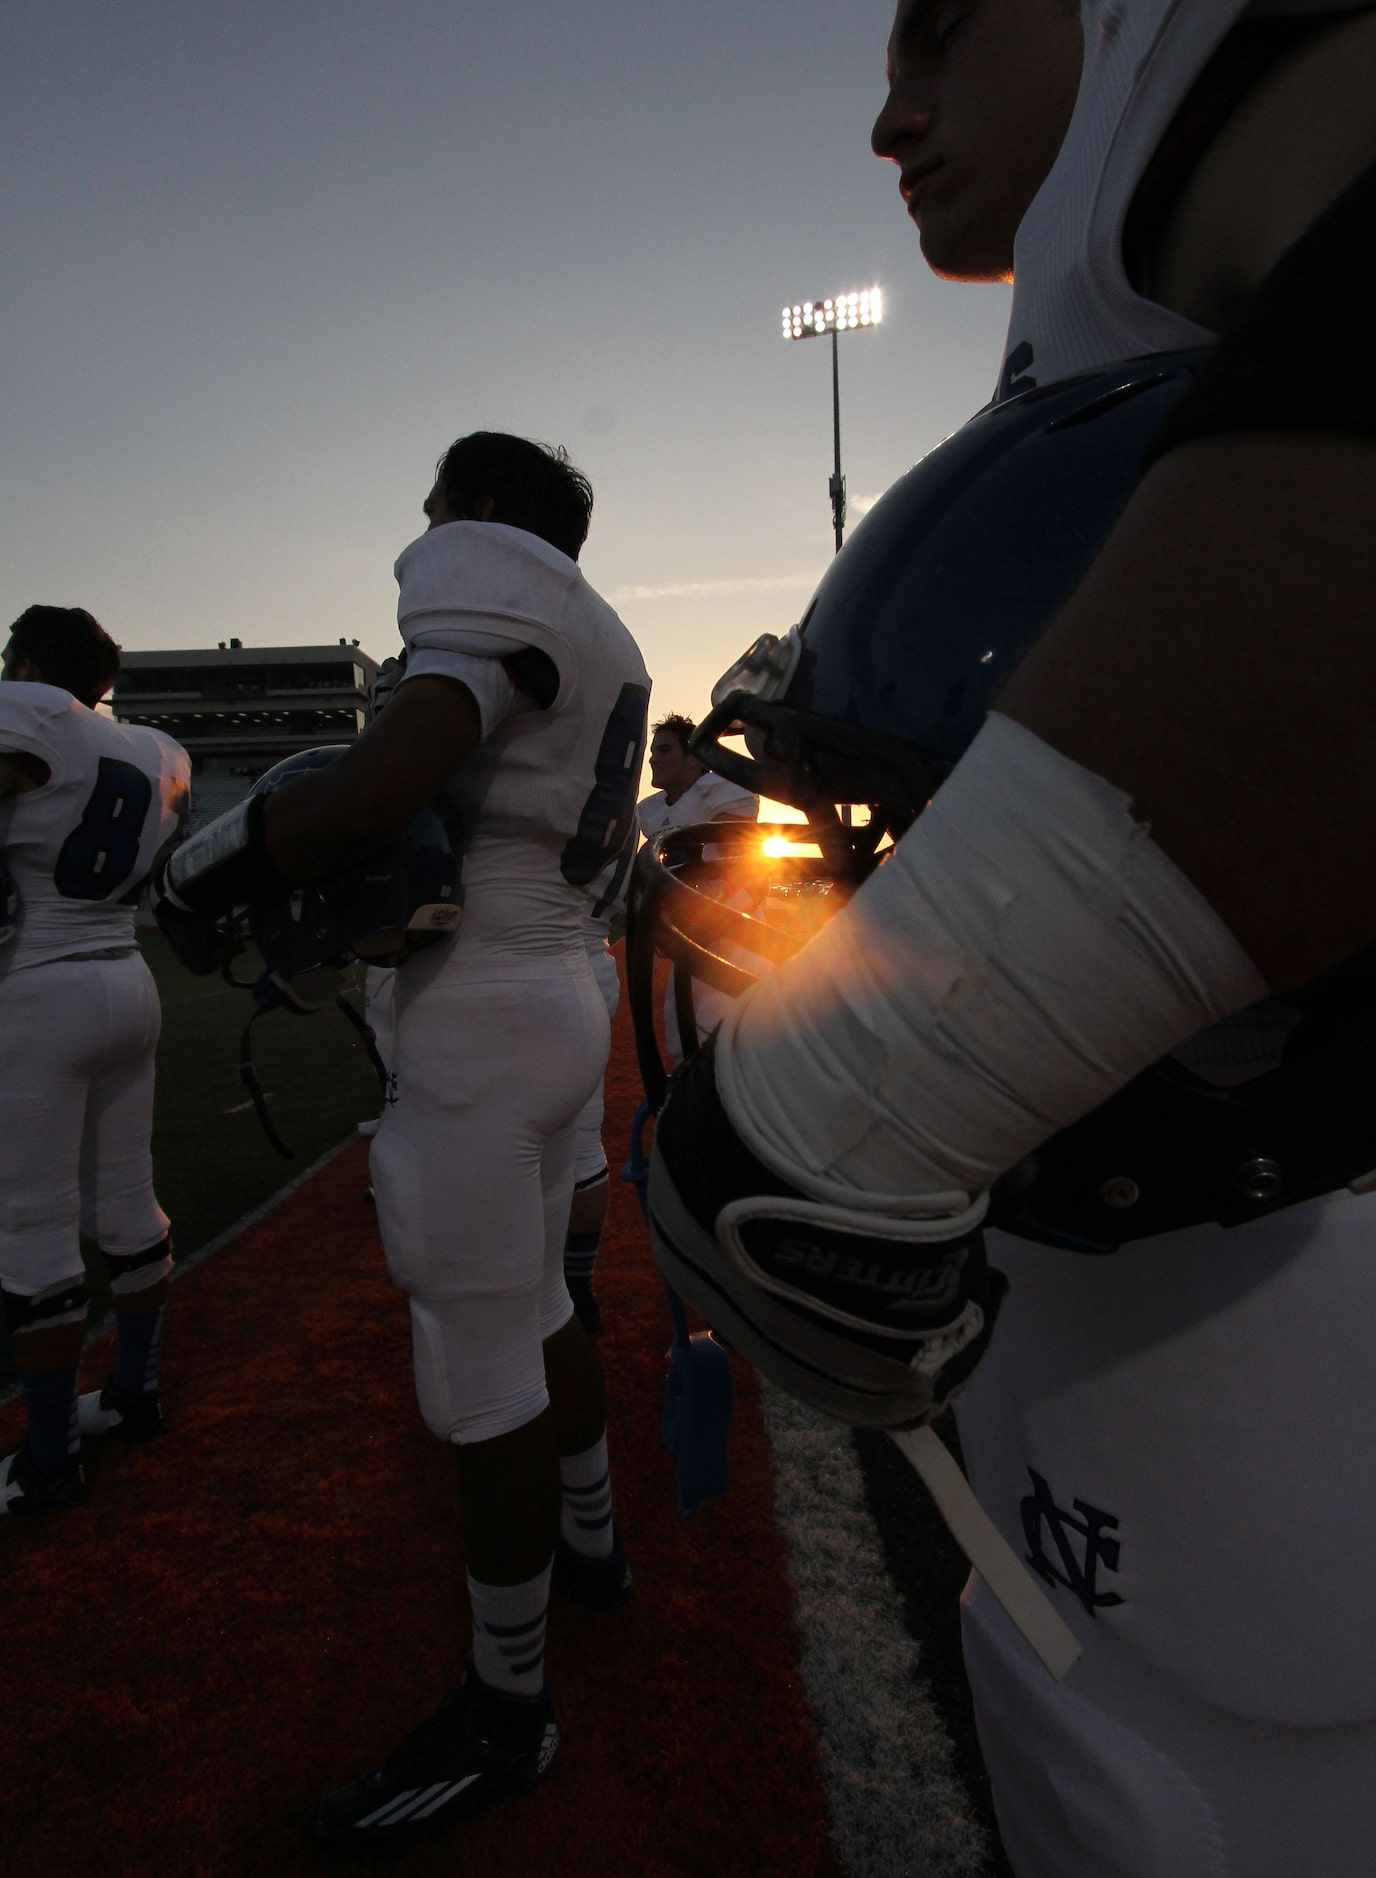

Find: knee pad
<box><xmin>1</xmin><ymin>1275</ymin><xmax>89</xmax><ymax>1335</ymax></box>
<box><xmin>101</xmin><ymin>1233</ymin><xmax>173</xmax><ymax>1297</ymax></box>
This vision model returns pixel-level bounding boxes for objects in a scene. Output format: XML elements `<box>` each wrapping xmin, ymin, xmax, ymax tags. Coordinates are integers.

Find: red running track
<box><xmin>0</xmin><ymin>959</ymin><xmax>841</xmax><ymax>1878</ymax></box>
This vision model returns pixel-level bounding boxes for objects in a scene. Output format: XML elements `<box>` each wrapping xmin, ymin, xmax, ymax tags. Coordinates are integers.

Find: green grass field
<box><xmin>0</xmin><ymin>930</ymin><xmax>383</xmax><ymax>1389</ymax></box>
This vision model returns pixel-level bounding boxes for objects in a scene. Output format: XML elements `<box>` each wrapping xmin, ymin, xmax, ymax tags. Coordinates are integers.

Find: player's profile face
<box><xmin>422</xmin><ymin>480</ymin><xmax>458</xmax><ymax>530</ymax></box>
<box><xmin>872</xmin><ymin>0</ymin><xmax>1083</xmax><ymax>282</ymax></box>
<box><xmin>648</xmin><ymin>731</ymin><xmax>697</xmax><ymax>798</ymax></box>
<box><xmin>0</xmin><ymin>642</ymin><xmax>31</xmax><ymax>684</ymax></box>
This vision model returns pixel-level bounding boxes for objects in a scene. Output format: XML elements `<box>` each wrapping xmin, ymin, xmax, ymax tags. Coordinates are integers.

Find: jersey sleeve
<box><xmin>401</xmin><ymin>646</ymin><xmax>531</xmax><ymax>739</ymax></box>
<box><xmin>637</xmin><ymin>793</ymin><xmax>668</xmax><ymax>840</ymax></box>
<box><xmin>394</xmin><ymin>521</ymin><xmax>583</xmax><ymax>709</ymax></box>
<box><xmin>0</xmin><ymin>684</ymin><xmax>80</xmax><ymax>783</ymax></box>
<box><xmin>701</xmin><ymin>776</ymin><xmax>761</xmax><ymax>822</ymax></box>
<box><xmin>1145</xmin><ymin>157</ymin><xmax>1376</xmax><ymax>462</ymax></box>
<box><xmin>142</xmin><ymin>728</ymin><xmax>193</xmax><ymax>847</ymax></box>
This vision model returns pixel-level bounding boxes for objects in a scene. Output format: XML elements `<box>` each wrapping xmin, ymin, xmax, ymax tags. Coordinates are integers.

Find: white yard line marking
<box><xmin>762</xmin><ymin>1384</ymin><xmax>999</xmax><ymax>1878</ymax></box>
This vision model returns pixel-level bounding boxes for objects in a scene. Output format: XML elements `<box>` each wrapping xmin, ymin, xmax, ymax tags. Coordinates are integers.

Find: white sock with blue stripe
<box><xmin>560</xmin><ymin>1435</ymin><xmax>615</xmax><ymax>1561</ymax></box>
<box><xmin>468</xmin><ymin>1563</ymin><xmax>551</xmax><ymax>1698</ymax></box>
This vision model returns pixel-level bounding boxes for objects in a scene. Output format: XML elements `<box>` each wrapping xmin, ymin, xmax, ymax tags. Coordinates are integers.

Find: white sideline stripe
<box><xmin>891</xmin><ymin>1425</ymin><xmax>1083</xmax><ymax>1683</ymax></box>
<box><xmin>0</xmin><ymin>1139</ymin><xmax>355</xmax><ymax>1410</ymax></box>
<box><xmin>760</xmin><ymin>1384</ymin><xmax>1000</xmax><ymax>1878</ymax></box>
<box><xmin>171</xmin><ymin>1138</ymin><xmax>357</xmax><ymax>1280</ymax></box>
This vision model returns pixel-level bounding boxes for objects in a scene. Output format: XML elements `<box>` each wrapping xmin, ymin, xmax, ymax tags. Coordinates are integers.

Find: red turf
<box><xmin>0</xmin><ymin>956</ymin><xmax>841</xmax><ymax>1878</ymax></box>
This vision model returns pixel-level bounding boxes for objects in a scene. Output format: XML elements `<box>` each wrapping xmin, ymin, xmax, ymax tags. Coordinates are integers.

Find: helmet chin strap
<box><xmin>236</xmin><ymin>967</ymin><xmax>390</xmax><ymax>1160</ymax></box>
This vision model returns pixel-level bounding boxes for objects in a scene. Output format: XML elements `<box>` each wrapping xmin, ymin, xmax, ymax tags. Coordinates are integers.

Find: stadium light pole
<box><xmin>782</xmin><ymin>287</ymin><xmax>883</xmax><ymax>553</ymax></box>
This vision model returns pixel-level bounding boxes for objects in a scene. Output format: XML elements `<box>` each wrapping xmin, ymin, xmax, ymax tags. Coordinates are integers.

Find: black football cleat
<box><xmin>552</xmin><ymin>1523</ymin><xmax>633</xmax><ymax>1613</ymax></box>
<box><xmin>77</xmin><ymin>1381</ymin><xmax>166</xmax><ymax>1443</ymax></box>
<box><xmin>313</xmin><ymin>1660</ymin><xmax>557</xmax><ymax>1851</ymax></box>
<box><xmin>0</xmin><ymin>1443</ymin><xmax>89</xmax><ymax>1515</ymax></box>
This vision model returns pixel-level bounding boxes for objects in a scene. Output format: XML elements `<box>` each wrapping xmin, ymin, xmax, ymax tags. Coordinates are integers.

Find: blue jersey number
<box><xmin>561</xmin><ymin>682</ymin><xmax>650</xmax><ymax>894</ymax></box>
<box><xmin>54</xmin><ymin>757</ymin><xmax>153</xmax><ymax>901</ymax></box>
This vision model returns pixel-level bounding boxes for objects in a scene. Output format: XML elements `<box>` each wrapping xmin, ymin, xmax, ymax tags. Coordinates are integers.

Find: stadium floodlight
<box><xmin>782</xmin><ymin>286</ymin><xmax>883</xmax><ymax>552</ymax></box>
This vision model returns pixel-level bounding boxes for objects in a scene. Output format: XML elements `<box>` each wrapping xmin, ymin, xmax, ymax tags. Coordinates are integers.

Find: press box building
<box><xmin>110</xmin><ymin>638</ymin><xmax>380</xmax><ymax>831</ymax></box>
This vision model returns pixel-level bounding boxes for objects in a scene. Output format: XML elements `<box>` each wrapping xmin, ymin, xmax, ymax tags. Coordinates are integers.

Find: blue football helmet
<box><xmin>248</xmin><ymin>747</ymin><xmax>461</xmax><ymax>1011</ymax></box>
<box><xmin>627</xmin><ymin>351</ymin><xmax>1376</xmax><ymax>1248</ymax></box>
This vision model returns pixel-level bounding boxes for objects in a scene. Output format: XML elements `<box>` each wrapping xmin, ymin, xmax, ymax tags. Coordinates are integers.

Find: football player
<box><xmin>156</xmin><ymin>433</ymin><xmax>650</xmax><ymax>1853</ymax></box>
<box><xmin>561</xmin><ymin>840</ymin><xmax>637</xmax><ymax>1337</ymax></box>
<box><xmin>638</xmin><ymin>713</ymin><xmax>761</xmax><ymax>1060</ymax></box>
<box><xmin>644</xmin><ymin>3</ymin><xmax>1376</xmax><ymax>1873</ymax></box>
<box><xmin>637</xmin><ymin>713</ymin><xmax>760</xmax><ymax>842</ymax></box>
<box><xmin>0</xmin><ymin>605</ymin><xmax>190</xmax><ymax>1513</ymax></box>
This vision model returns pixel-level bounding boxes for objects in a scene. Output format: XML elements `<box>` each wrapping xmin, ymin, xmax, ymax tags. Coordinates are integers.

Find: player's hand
<box><xmin>150</xmin><ymin>857</ymin><xmax>230</xmax><ymax>975</ymax></box>
<box><xmin>150</xmin><ymin>795</ymin><xmax>287</xmax><ymax>974</ymax></box>
<box><xmin>367</xmin><ymin>653</ymin><xmax>407</xmax><ymax>724</ymax></box>
<box><xmin>646</xmin><ymin>1032</ymin><xmax>1006</xmax><ymax>1429</ymax></box>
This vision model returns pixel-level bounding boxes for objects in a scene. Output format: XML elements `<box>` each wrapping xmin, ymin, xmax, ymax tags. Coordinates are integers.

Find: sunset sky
<box><xmin>1</xmin><ymin>1</ymin><xmax>1014</xmax><ymax>728</ymax></box>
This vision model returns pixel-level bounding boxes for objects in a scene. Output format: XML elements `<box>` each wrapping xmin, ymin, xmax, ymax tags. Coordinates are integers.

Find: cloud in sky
<box><xmin>607</xmin><ymin>571</ymin><xmax>824</xmax><ymax>605</ymax></box>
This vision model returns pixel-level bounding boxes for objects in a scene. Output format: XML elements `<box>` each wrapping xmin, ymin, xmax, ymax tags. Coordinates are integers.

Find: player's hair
<box><xmin>434</xmin><ymin>432</ymin><xmax>594</xmax><ymax>562</ymax></box>
<box><xmin>6</xmin><ymin>605</ymin><xmax>121</xmax><ymax>708</ymax></box>
<box><xmin>651</xmin><ymin>713</ymin><xmax>697</xmax><ymax>756</ymax></box>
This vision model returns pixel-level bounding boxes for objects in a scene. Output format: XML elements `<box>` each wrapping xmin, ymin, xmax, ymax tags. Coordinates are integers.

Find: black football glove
<box><xmin>647</xmin><ymin>1032</ymin><xmax>1007</xmax><ymax>1429</ymax></box>
<box><xmin>151</xmin><ymin>881</ymin><xmax>232</xmax><ymax>975</ymax></box>
<box><xmin>151</xmin><ymin>794</ymin><xmax>288</xmax><ymax>975</ymax></box>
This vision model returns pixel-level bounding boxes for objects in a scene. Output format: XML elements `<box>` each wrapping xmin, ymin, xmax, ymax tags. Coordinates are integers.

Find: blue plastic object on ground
<box><xmin>623</xmin><ymin>1100</ymin><xmax>734</xmax><ymax>1515</ymax></box>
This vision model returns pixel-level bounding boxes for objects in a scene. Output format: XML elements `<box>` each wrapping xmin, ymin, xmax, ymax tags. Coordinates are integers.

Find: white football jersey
<box><xmin>395</xmin><ymin>521</ymin><xmax>650</xmax><ymax>976</ymax></box>
<box><xmin>999</xmin><ymin>0</ymin><xmax>1371</xmax><ymax>401</ymax></box>
<box><xmin>0</xmin><ymin>684</ymin><xmax>190</xmax><ymax>974</ymax></box>
<box><xmin>637</xmin><ymin>771</ymin><xmax>759</xmax><ymax>840</ymax></box>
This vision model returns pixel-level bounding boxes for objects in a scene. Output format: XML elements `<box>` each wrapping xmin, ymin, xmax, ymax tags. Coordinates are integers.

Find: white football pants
<box><xmin>0</xmin><ymin>952</ymin><xmax>169</xmax><ymax>1292</ymax></box>
<box><xmin>369</xmin><ymin>960</ymin><xmax>608</xmax><ymax>1445</ymax></box>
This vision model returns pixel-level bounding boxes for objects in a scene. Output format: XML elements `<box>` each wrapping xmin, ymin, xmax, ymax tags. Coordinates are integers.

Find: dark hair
<box><xmin>6</xmin><ymin>605</ymin><xmax>121</xmax><ymax>708</ymax></box>
<box><xmin>435</xmin><ymin>432</ymin><xmax>593</xmax><ymax>561</ymax></box>
<box><xmin>651</xmin><ymin>713</ymin><xmax>697</xmax><ymax>757</ymax></box>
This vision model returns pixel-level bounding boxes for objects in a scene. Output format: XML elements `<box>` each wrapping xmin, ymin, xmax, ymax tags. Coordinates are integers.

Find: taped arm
<box><xmin>160</xmin><ymin>674</ymin><xmax>480</xmax><ymax>926</ymax></box>
<box><xmin>263</xmin><ymin>673</ymin><xmax>481</xmax><ymax>879</ymax></box>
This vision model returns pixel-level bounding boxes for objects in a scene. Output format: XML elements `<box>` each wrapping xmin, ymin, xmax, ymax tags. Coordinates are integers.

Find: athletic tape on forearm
<box><xmin>164</xmin><ymin>795</ymin><xmax>285</xmax><ymax>914</ymax></box>
<box><xmin>716</xmin><ymin>712</ymin><xmax>1267</xmax><ymax>1203</ymax></box>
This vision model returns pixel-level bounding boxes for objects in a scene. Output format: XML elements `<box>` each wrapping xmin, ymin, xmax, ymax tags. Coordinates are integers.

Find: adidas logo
<box><xmin>355</xmin><ymin>1774</ymin><xmax>483</xmax><ymax>1831</ymax></box>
